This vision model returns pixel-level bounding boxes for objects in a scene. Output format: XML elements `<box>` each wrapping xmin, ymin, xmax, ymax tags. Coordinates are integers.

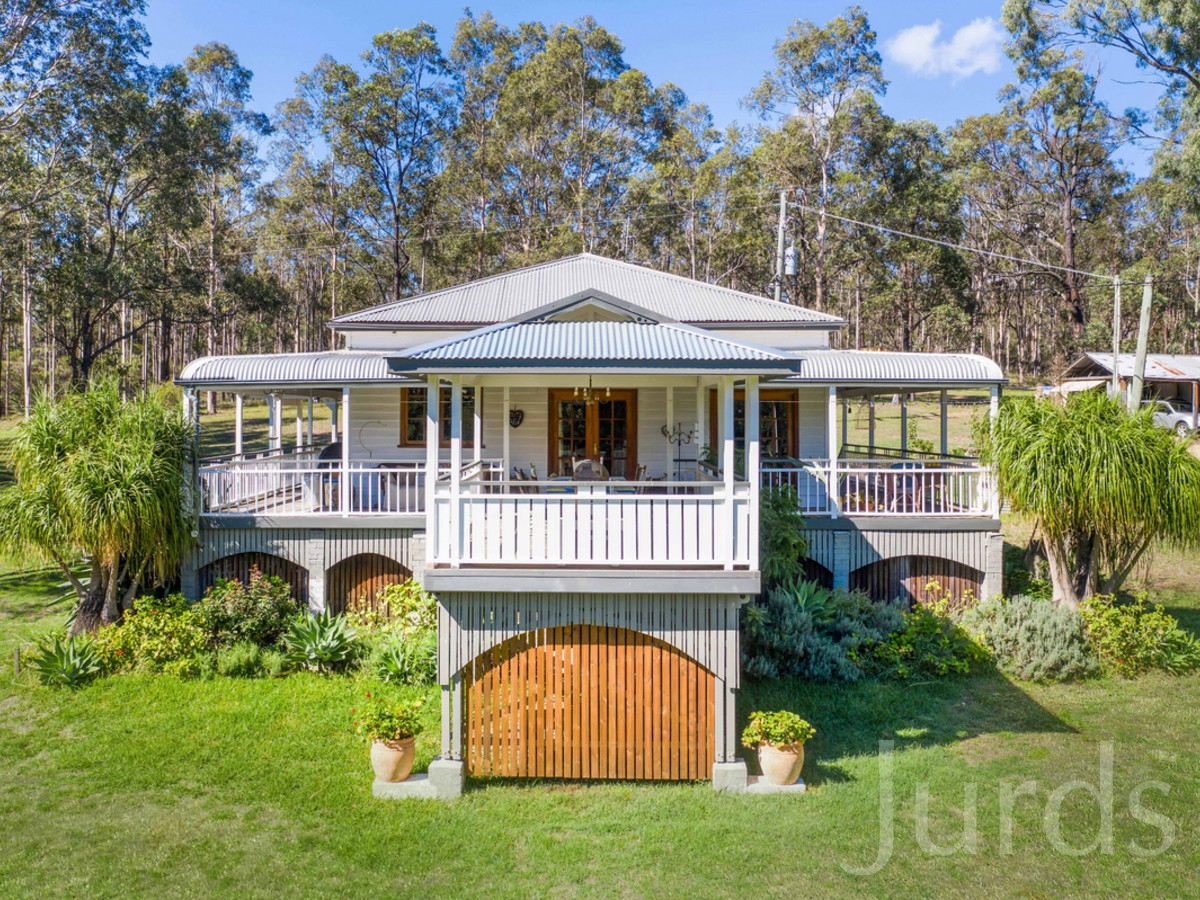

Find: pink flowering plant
<box><xmin>353</xmin><ymin>692</ymin><xmax>424</xmax><ymax>744</ymax></box>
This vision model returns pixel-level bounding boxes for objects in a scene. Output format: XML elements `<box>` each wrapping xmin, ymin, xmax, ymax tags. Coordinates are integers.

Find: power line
<box><xmin>790</xmin><ymin>201</ymin><xmax>1121</xmax><ymax>284</ymax></box>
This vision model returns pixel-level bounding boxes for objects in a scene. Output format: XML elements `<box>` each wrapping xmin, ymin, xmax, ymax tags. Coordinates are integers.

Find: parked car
<box><xmin>1146</xmin><ymin>398</ymin><xmax>1196</xmax><ymax>435</ymax></box>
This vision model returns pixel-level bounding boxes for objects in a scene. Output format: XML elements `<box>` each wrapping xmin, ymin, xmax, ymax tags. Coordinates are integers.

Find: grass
<box><xmin>1</xmin><ymin>398</ymin><xmax>1197</xmax><ymax>897</ymax></box>
<box><xmin>1</xmin><ymin>544</ymin><xmax>1199</xmax><ymax>898</ymax></box>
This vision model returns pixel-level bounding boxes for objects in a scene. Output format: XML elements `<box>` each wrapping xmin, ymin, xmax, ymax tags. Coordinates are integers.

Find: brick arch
<box><xmin>461</xmin><ymin>625</ymin><xmax>715</xmax><ymax>781</ymax></box>
<box><xmin>325</xmin><ymin>553</ymin><xmax>412</xmax><ymax>617</ymax></box>
<box><xmin>849</xmin><ymin>555</ymin><xmax>983</xmax><ymax>609</ymax></box>
<box><xmin>198</xmin><ymin>552</ymin><xmax>309</xmax><ymax>607</ymax></box>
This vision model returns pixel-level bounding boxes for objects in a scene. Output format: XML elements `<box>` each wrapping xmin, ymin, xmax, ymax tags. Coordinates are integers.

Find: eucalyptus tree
<box><xmin>308</xmin><ymin>25</ymin><xmax>455</xmax><ymax>303</ymax></box>
<box><xmin>745</xmin><ymin>5</ymin><xmax>886</xmax><ymax>310</ymax></box>
<box><xmin>183</xmin><ymin>42</ymin><xmax>270</xmax><ymax>412</ymax></box>
<box><xmin>0</xmin><ymin>383</ymin><xmax>193</xmax><ymax>633</ymax></box>
<box><xmin>978</xmin><ymin>391</ymin><xmax>1200</xmax><ymax>608</ymax></box>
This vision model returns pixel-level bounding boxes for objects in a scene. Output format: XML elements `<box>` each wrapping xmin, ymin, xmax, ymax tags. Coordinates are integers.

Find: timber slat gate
<box><xmin>462</xmin><ymin>625</ymin><xmax>715</xmax><ymax>780</ymax></box>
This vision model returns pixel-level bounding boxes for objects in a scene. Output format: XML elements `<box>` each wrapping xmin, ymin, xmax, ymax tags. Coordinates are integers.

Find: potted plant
<box><xmin>354</xmin><ymin>693</ymin><xmax>424</xmax><ymax>782</ymax></box>
<box><xmin>741</xmin><ymin>710</ymin><xmax>816</xmax><ymax>786</ymax></box>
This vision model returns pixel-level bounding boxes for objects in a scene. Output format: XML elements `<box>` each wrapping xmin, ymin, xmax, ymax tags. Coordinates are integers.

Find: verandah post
<box><xmin>234</xmin><ymin>392</ymin><xmax>244</xmax><ymax>457</ymax></box>
<box><xmin>340</xmin><ymin>386</ymin><xmax>350</xmax><ymax>515</ymax></box>
<box><xmin>827</xmin><ymin>386</ymin><xmax>839</xmax><ymax>518</ymax></box>
<box><xmin>940</xmin><ymin>389</ymin><xmax>949</xmax><ymax>456</ymax></box>
<box><xmin>424</xmin><ymin>377</ymin><xmax>439</xmax><ymax>547</ymax></box>
<box><xmin>450</xmin><ymin>375</ymin><xmax>463</xmax><ymax>568</ymax></box>
<box><xmin>745</xmin><ymin>376</ymin><xmax>760</xmax><ymax>569</ymax></box>
<box><xmin>722</xmin><ymin>375</ymin><xmax>735</xmax><ymax>570</ymax></box>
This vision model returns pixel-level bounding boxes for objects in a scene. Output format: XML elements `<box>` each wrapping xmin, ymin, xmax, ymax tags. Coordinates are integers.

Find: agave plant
<box><xmin>282</xmin><ymin>612</ymin><xmax>359</xmax><ymax>673</ymax></box>
<box><xmin>28</xmin><ymin>636</ymin><xmax>104</xmax><ymax>688</ymax></box>
<box><xmin>787</xmin><ymin>580</ymin><xmax>837</xmax><ymax>624</ymax></box>
<box><xmin>377</xmin><ymin>631</ymin><xmax>437</xmax><ymax>685</ymax></box>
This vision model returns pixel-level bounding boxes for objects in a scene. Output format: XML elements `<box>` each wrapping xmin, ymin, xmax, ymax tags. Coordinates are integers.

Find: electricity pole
<box><xmin>1129</xmin><ymin>275</ymin><xmax>1153</xmax><ymax>414</ymax></box>
<box><xmin>1110</xmin><ymin>277</ymin><xmax>1120</xmax><ymax>399</ymax></box>
<box><xmin>774</xmin><ymin>189</ymin><xmax>787</xmax><ymax>303</ymax></box>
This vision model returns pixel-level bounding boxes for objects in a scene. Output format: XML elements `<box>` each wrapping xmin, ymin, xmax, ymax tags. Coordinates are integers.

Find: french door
<box><xmin>549</xmin><ymin>390</ymin><xmax>637</xmax><ymax>477</ymax></box>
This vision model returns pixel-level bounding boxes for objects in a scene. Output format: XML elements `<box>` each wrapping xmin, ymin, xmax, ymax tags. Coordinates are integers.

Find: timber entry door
<box><xmin>462</xmin><ymin>625</ymin><xmax>715</xmax><ymax>781</ymax></box>
<box><xmin>549</xmin><ymin>390</ymin><xmax>637</xmax><ymax>477</ymax></box>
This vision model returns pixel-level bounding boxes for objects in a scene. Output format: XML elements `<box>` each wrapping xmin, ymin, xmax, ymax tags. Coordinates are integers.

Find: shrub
<box><xmin>373</xmin><ymin>631</ymin><xmax>437</xmax><ymax>686</ymax></box>
<box><xmin>282</xmin><ymin>611</ymin><xmax>358</xmax><ymax>673</ymax></box>
<box><xmin>368</xmin><ymin>580</ymin><xmax>437</xmax><ymax>637</ymax></box>
<box><xmin>196</xmin><ymin>568</ymin><xmax>300</xmax><ymax>648</ymax></box>
<box><xmin>353</xmin><ymin>693</ymin><xmax>424</xmax><ymax>743</ymax></box>
<box><xmin>742</xmin><ymin>581</ymin><xmax>903</xmax><ymax>682</ymax></box>
<box><xmin>961</xmin><ymin>594</ymin><xmax>1099</xmax><ymax>682</ymax></box>
<box><xmin>28</xmin><ymin>635</ymin><xmax>103</xmax><ymax>687</ymax></box>
<box><xmin>759</xmin><ymin>486</ymin><xmax>808</xmax><ymax>590</ymax></box>
<box><xmin>869</xmin><ymin>600</ymin><xmax>987</xmax><ymax>680</ymax></box>
<box><xmin>1080</xmin><ymin>593</ymin><xmax>1200</xmax><ymax>677</ymax></box>
<box><xmin>741</xmin><ymin>710</ymin><xmax>816</xmax><ymax>749</ymax></box>
<box><xmin>216</xmin><ymin>641</ymin><xmax>266</xmax><ymax>678</ymax></box>
<box><xmin>93</xmin><ymin>594</ymin><xmax>208</xmax><ymax>677</ymax></box>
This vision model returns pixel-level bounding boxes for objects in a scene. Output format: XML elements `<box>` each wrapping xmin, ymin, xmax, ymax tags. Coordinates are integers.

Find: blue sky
<box><xmin>144</xmin><ymin>0</ymin><xmax>1161</xmax><ymax>173</ymax></box>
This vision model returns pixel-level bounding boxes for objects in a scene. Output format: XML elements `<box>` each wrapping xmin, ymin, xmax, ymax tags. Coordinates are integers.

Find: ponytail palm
<box><xmin>977</xmin><ymin>391</ymin><xmax>1200</xmax><ymax>608</ymax></box>
<box><xmin>0</xmin><ymin>383</ymin><xmax>194</xmax><ymax>632</ymax></box>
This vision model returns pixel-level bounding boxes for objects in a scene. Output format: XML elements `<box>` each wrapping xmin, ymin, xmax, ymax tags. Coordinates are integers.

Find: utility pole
<box><xmin>774</xmin><ymin>189</ymin><xmax>787</xmax><ymax>303</ymax></box>
<box><xmin>1129</xmin><ymin>275</ymin><xmax>1152</xmax><ymax>414</ymax></box>
<box><xmin>1110</xmin><ymin>277</ymin><xmax>1120</xmax><ymax>399</ymax></box>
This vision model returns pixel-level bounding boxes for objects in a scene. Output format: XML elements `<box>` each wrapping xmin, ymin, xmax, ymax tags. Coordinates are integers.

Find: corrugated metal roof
<box><xmin>177</xmin><ymin>351</ymin><xmax>413</xmax><ymax>386</ymax></box>
<box><xmin>1071</xmin><ymin>352</ymin><xmax>1200</xmax><ymax>382</ymax></box>
<box><xmin>389</xmin><ymin>320</ymin><xmax>799</xmax><ymax>370</ymax></box>
<box><xmin>331</xmin><ymin>253</ymin><xmax>844</xmax><ymax>327</ymax></box>
<box><xmin>784</xmin><ymin>350</ymin><xmax>1004</xmax><ymax>384</ymax></box>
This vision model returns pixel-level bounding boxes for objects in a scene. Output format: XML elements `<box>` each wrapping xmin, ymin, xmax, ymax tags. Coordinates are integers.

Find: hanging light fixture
<box><xmin>573</xmin><ymin>375</ymin><xmax>610</xmax><ymax>407</ymax></box>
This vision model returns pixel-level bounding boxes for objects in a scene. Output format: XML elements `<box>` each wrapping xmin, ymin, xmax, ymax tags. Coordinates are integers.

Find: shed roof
<box><xmin>1063</xmin><ymin>352</ymin><xmax>1200</xmax><ymax>382</ymax></box>
<box><xmin>330</xmin><ymin>253</ymin><xmax>845</xmax><ymax>328</ymax></box>
<box><xmin>387</xmin><ymin>319</ymin><xmax>800</xmax><ymax>373</ymax></box>
<box><xmin>778</xmin><ymin>350</ymin><xmax>1005</xmax><ymax>387</ymax></box>
<box><xmin>176</xmin><ymin>351</ymin><xmax>416</xmax><ymax>388</ymax></box>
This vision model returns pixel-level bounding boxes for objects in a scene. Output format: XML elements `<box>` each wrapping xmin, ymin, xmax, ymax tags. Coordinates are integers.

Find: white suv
<box><xmin>1147</xmin><ymin>399</ymin><xmax>1196</xmax><ymax>436</ymax></box>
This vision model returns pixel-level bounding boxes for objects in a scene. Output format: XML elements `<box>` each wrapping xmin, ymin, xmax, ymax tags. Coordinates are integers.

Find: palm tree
<box><xmin>0</xmin><ymin>383</ymin><xmax>194</xmax><ymax>632</ymax></box>
<box><xmin>977</xmin><ymin>391</ymin><xmax>1200</xmax><ymax>608</ymax></box>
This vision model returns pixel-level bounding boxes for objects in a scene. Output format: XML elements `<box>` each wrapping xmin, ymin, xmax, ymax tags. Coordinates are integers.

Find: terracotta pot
<box><xmin>370</xmin><ymin>737</ymin><xmax>416</xmax><ymax>783</ymax></box>
<box><xmin>757</xmin><ymin>742</ymin><xmax>805</xmax><ymax>786</ymax></box>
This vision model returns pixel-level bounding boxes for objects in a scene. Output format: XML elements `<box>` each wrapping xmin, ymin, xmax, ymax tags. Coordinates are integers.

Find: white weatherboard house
<box><xmin>178</xmin><ymin>253</ymin><xmax>1005</xmax><ymax>795</ymax></box>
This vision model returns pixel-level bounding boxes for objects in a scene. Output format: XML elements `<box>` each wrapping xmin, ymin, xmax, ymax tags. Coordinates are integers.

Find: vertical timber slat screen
<box><xmin>198</xmin><ymin>552</ymin><xmax>308</xmax><ymax>605</ymax></box>
<box><xmin>849</xmin><ymin>555</ymin><xmax>983</xmax><ymax>608</ymax></box>
<box><xmin>462</xmin><ymin>625</ymin><xmax>714</xmax><ymax>780</ymax></box>
<box><xmin>325</xmin><ymin>553</ymin><xmax>411</xmax><ymax>617</ymax></box>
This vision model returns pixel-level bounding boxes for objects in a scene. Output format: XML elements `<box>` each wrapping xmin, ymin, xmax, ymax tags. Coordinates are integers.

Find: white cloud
<box><xmin>885</xmin><ymin>17</ymin><xmax>1005</xmax><ymax>80</ymax></box>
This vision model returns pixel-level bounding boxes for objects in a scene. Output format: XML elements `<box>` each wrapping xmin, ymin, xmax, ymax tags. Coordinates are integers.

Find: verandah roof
<box><xmin>385</xmin><ymin>319</ymin><xmax>802</xmax><ymax>374</ymax></box>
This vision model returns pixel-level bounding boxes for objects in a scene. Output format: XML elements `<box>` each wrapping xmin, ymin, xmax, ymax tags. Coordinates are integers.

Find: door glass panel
<box><xmin>595</xmin><ymin>398</ymin><xmax>629</xmax><ymax>477</ymax></box>
<box><xmin>556</xmin><ymin>400</ymin><xmax>588</xmax><ymax>475</ymax></box>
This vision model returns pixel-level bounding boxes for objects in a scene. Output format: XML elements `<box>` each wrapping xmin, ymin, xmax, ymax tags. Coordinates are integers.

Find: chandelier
<box><xmin>574</xmin><ymin>375</ymin><xmax>610</xmax><ymax>407</ymax></box>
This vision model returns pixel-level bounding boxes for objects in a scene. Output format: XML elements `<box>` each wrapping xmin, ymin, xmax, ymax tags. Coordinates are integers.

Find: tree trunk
<box><xmin>72</xmin><ymin>569</ymin><xmax>118</xmax><ymax>635</ymax></box>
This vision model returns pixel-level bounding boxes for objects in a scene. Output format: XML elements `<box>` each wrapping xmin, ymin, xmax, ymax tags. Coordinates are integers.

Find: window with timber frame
<box><xmin>708</xmin><ymin>388</ymin><xmax>798</xmax><ymax>460</ymax></box>
<box><xmin>399</xmin><ymin>387</ymin><xmax>480</xmax><ymax>448</ymax></box>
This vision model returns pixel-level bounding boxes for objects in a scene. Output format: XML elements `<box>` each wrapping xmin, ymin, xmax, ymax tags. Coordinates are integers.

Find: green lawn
<box><xmin>1</xmin><ymin>538</ymin><xmax>1198</xmax><ymax>899</ymax></box>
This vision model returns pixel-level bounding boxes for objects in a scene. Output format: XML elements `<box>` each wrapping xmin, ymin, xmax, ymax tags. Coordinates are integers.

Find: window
<box><xmin>400</xmin><ymin>387</ymin><xmax>479</xmax><ymax>448</ymax></box>
<box><xmin>708</xmin><ymin>389</ymin><xmax>797</xmax><ymax>460</ymax></box>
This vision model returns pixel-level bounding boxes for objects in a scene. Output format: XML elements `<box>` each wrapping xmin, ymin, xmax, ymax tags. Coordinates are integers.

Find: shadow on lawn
<box><xmin>738</xmin><ymin>667</ymin><xmax>1075</xmax><ymax>786</ymax></box>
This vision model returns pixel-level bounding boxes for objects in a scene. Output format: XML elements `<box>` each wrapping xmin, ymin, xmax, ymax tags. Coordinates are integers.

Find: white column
<box><xmin>340</xmin><ymin>387</ymin><xmax>350</xmax><ymax>514</ymax></box>
<box><xmin>424</xmin><ymin>378</ymin><xmax>439</xmax><ymax>529</ymax></box>
<box><xmin>665</xmin><ymin>385</ymin><xmax>675</xmax><ymax>479</ymax></box>
<box><xmin>841</xmin><ymin>398</ymin><xmax>848</xmax><ymax>449</ymax></box>
<box><xmin>329</xmin><ymin>399</ymin><xmax>338</xmax><ymax>443</ymax></box>
<box><xmin>940</xmin><ymin>390</ymin><xmax>949</xmax><ymax>456</ymax></box>
<box><xmin>746</xmin><ymin>376</ymin><xmax>760</xmax><ymax>568</ymax></box>
<box><xmin>696</xmin><ymin>381</ymin><xmax>706</xmax><ymax>469</ymax></box>
<box><xmin>716</xmin><ymin>380</ymin><xmax>726</xmax><ymax>463</ymax></box>
<box><xmin>269</xmin><ymin>393</ymin><xmax>282</xmax><ymax>451</ymax></box>
<box><xmin>502</xmin><ymin>384</ymin><xmax>511</xmax><ymax>477</ymax></box>
<box><xmin>472</xmin><ymin>385</ymin><xmax>482</xmax><ymax>464</ymax></box>
<box><xmin>307</xmin><ymin>397</ymin><xmax>314</xmax><ymax>446</ymax></box>
<box><xmin>867</xmin><ymin>396</ymin><xmax>875</xmax><ymax>456</ymax></box>
<box><xmin>722</xmin><ymin>375</ymin><xmax>736</xmax><ymax>570</ymax></box>
<box><xmin>449</xmin><ymin>375</ymin><xmax>463</xmax><ymax>568</ymax></box>
<box><xmin>295</xmin><ymin>402</ymin><xmax>303</xmax><ymax>451</ymax></box>
<box><xmin>234</xmin><ymin>393</ymin><xmax>244</xmax><ymax>457</ymax></box>
<box><xmin>900</xmin><ymin>395</ymin><xmax>908</xmax><ymax>454</ymax></box>
<box><xmin>828</xmin><ymin>386</ymin><xmax>840</xmax><ymax>518</ymax></box>
<box><xmin>988</xmin><ymin>385</ymin><xmax>1000</xmax><ymax>517</ymax></box>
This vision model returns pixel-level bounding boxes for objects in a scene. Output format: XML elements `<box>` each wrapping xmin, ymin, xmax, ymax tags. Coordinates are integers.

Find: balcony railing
<box><xmin>760</xmin><ymin>457</ymin><xmax>992</xmax><ymax>517</ymax></box>
<box><xmin>431</xmin><ymin>477</ymin><xmax>754</xmax><ymax>569</ymax></box>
